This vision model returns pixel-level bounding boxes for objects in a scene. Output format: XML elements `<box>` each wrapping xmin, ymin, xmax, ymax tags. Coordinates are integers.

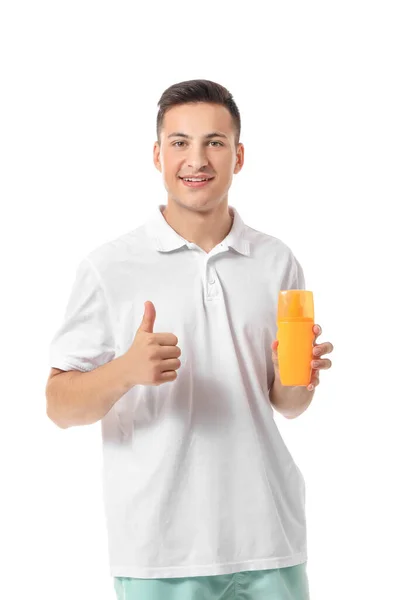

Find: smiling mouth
<box><xmin>179</xmin><ymin>176</ymin><xmax>215</xmax><ymax>182</ymax></box>
<box><xmin>178</xmin><ymin>176</ymin><xmax>215</xmax><ymax>189</ymax></box>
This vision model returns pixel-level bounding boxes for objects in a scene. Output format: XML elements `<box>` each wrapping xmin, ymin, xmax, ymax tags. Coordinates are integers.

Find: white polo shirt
<box><xmin>49</xmin><ymin>203</ymin><xmax>307</xmax><ymax>579</ymax></box>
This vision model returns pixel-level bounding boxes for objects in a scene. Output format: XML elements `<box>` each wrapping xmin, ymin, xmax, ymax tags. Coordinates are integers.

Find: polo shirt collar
<box><xmin>146</xmin><ymin>204</ymin><xmax>250</xmax><ymax>256</ymax></box>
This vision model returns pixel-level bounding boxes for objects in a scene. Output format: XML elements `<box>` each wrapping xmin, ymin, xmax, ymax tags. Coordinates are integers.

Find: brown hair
<box><xmin>156</xmin><ymin>79</ymin><xmax>241</xmax><ymax>148</ymax></box>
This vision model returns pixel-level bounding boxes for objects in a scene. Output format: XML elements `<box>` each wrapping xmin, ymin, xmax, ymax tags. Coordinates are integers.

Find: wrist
<box><xmin>116</xmin><ymin>353</ymin><xmax>137</xmax><ymax>390</ymax></box>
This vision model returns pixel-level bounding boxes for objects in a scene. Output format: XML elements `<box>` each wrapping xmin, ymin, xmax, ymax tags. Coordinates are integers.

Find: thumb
<box><xmin>271</xmin><ymin>339</ymin><xmax>279</xmax><ymax>365</ymax></box>
<box><xmin>138</xmin><ymin>300</ymin><xmax>156</xmax><ymax>334</ymax></box>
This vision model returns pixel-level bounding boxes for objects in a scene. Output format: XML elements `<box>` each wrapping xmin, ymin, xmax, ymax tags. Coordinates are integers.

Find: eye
<box><xmin>172</xmin><ymin>141</ymin><xmax>224</xmax><ymax>148</ymax></box>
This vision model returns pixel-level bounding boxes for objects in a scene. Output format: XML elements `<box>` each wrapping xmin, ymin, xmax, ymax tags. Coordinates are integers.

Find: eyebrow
<box><xmin>167</xmin><ymin>131</ymin><xmax>228</xmax><ymax>140</ymax></box>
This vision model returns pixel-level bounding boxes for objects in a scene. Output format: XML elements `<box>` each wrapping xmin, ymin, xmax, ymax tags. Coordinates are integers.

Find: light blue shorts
<box><xmin>113</xmin><ymin>561</ymin><xmax>309</xmax><ymax>599</ymax></box>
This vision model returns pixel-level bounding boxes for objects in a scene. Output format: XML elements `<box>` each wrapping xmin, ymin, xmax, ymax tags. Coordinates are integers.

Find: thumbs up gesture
<box><xmin>123</xmin><ymin>301</ymin><xmax>182</xmax><ymax>387</ymax></box>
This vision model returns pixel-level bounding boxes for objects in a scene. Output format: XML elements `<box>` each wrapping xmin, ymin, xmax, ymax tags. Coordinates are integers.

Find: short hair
<box><xmin>156</xmin><ymin>79</ymin><xmax>241</xmax><ymax>148</ymax></box>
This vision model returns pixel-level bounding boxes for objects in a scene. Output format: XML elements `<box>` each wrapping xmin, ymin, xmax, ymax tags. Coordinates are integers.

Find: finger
<box><xmin>307</xmin><ymin>372</ymin><xmax>320</xmax><ymax>391</ymax></box>
<box><xmin>312</xmin><ymin>325</ymin><xmax>322</xmax><ymax>349</ymax></box>
<box><xmin>313</xmin><ymin>324</ymin><xmax>322</xmax><ymax>336</ymax></box>
<box><xmin>160</xmin><ymin>357</ymin><xmax>182</xmax><ymax>372</ymax></box>
<box><xmin>153</xmin><ymin>332</ymin><xmax>179</xmax><ymax>346</ymax></box>
<box><xmin>311</xmin><ymin>359</ymin><xmax>331</xmax><ymax>370</ymax></box>
<box><xmin>313</xmin><ymin>342</ymin><xmax>334</xmax><ymax>359</ymax></box>
<box><xmin>158</xmin><ymin>345</ymin><xmax>182</xmax><ymax>359</ymax></box>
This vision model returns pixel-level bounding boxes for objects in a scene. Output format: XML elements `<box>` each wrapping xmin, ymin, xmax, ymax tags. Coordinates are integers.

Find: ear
<box><xmin>153</xmin><ymin>141</ymin><xmax>162</xmax><ymax>172</ymax></box>
<box><xmin>234</xmin><ymin>143</ymin><xmax>244</xmax><ymax>175</ymax></box>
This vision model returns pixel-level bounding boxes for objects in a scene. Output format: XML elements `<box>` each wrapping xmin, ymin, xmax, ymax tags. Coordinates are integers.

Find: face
<box><xmin>153</xmin><ymin>102</ymin><xmax>244</xmax><ymax>211</ymax></box>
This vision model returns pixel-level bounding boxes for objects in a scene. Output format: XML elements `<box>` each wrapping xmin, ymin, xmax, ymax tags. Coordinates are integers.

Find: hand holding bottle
<box><xmin>271</xmin><ymin>323</ymin><xmax>334</xmax><ymax>391</ymax></box>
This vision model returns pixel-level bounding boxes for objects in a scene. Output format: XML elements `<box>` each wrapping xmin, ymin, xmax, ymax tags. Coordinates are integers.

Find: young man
<box><xmin>46</xmin><ymin>79</ymin><xmax>333</xmax><ymax>600</ymax></box>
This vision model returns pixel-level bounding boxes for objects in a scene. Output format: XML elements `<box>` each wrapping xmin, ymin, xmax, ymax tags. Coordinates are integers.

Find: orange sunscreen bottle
<box><xmin>276</xmin><ymin>290</ymin><xmax>315</xmax><ymax>386</ymax></box>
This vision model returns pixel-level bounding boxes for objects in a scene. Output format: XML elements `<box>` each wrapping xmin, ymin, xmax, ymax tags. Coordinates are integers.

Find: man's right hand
<box><xmin>123</xmin><ymin>300</ymin><xmax>182</xmax><ymax>387</ymax></box>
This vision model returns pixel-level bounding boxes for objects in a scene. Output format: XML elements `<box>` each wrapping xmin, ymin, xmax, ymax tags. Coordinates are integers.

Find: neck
<box><xmin>161</xmin><ymin>199</ymin><xmax>234</xmax><ymax>254</ymax></box>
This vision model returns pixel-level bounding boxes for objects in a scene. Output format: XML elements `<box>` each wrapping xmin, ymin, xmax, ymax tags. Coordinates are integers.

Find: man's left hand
<box><xmin>271</xmin><ymin>324</ymin><xmax>334</xmax><ymax>391</ymax></box>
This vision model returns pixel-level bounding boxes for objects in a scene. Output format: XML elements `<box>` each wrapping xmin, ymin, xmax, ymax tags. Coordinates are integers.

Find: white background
<box><xmin>1</xmin><ymin>1</ymin><xmax>406</xmax><ymax>598</ymax></box>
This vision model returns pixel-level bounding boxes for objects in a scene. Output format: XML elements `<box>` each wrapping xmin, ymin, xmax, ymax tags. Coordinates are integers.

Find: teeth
<box><xmin>183</xmin><ymin>178</ymin><xmax>209</xmax><ymax>182</ymax></box>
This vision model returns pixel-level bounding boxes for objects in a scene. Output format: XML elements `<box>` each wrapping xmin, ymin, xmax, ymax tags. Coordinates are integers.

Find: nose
<box><xmin>187</xmin><ymin>145</ymin><xmax>209</xmax><ymax>171</ymax></box>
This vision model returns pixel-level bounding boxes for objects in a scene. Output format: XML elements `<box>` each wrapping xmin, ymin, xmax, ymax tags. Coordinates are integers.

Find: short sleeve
<box><xmin>49</xmin><ymin>257</ymin><xmax>116</xmax><ymax>372</ymax></box>
<box><xmin>282</xmin><ymin>251</ymin><xmax>306</xmax><ymax>291</ymax></box>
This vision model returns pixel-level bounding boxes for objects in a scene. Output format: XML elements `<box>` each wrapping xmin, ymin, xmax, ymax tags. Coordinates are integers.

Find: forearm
<box><xmin>269</xmin><ymin>372</ymin><xmax>315</xmax><ymax>419</ymax></box>
<box><xmin>46</xmin><ymin>355</ymin><xmax>134</xmax><ymax>429</ymax></box>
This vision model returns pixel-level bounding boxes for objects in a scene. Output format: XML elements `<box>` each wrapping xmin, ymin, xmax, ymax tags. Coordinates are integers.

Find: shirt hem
<box><xmin>110</xmin><ymin>551</ymin><xmax>308</xmax><ymax>579</ymax></box>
